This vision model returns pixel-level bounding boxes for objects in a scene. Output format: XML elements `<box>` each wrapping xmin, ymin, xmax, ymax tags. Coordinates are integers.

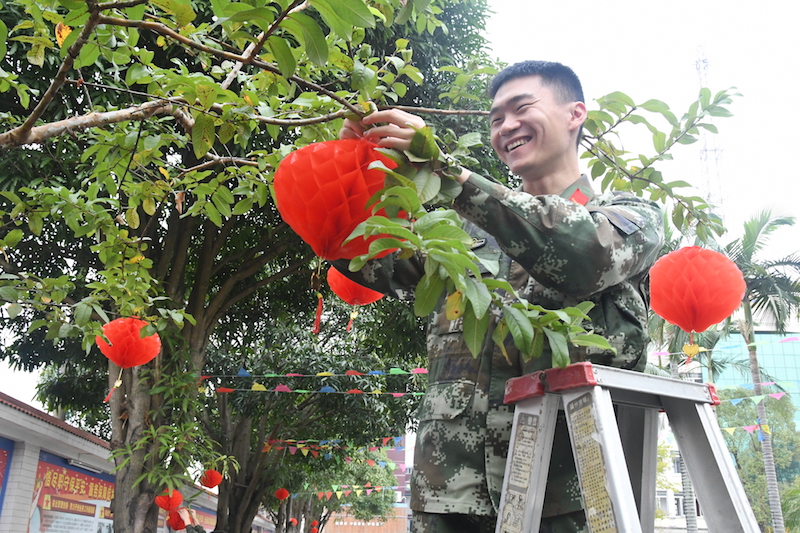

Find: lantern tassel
<box><xmin>312</xmin><ymin>292</ymin><xmax>323</xmax><ymax>334</ymax></box>
<box><xmin>347</xmin><ymin>307</ymin><xmax>358</xmax><ymax>333</ymax></box>
<box><xmin>104</xmin><ymin>367</ymin><xmax>124</xmax><ymax>402</ymax></box>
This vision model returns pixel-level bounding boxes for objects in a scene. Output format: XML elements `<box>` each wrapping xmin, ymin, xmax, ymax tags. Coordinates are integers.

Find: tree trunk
<box><xmin>109</xmin><ymin>364</ymin><xmax>161</xmax><ymax>533</ymax></box>
<box><xmin>742</xmin><ymin>308</ymin><xmax>786</xmax><ymax>533</ymax></box>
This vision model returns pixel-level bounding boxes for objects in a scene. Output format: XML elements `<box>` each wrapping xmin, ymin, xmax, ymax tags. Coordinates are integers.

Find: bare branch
<box><xmin>0</xmin><ymin>100</ymin><xmax>171</xmax><ymax>147</ymax></box>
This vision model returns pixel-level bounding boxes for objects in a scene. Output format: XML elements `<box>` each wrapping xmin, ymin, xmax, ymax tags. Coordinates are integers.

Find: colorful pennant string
<box><xmin>205</xmin><ymin>367</ymin><xmax>429</xmax><ymax>379</ymax></box>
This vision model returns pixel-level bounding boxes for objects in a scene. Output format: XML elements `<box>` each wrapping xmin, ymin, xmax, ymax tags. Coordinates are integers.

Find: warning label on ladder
<box><xmin>498</xmin><ymin>412</ymin><xmax>538</xmax><ymax>533</ymax></box>
<box><xmin>567</xmin><ymin>393</ymin><xmax>617</xmax><ymax>533</ymax></box>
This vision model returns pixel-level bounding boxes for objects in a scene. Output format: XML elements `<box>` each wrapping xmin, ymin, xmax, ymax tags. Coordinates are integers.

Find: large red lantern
<box><xmin>96</xmin><ymin>317</ymin><xmax>161</xmax><ymax>368</ymax></box>
<box><xmin>650</xmin><ymin>246</ymin><xmax>745</xmax><ymax>333</ymax></box>
<box><xmin>200</xmin><ymin>468</ymin><xmax>223</xmax><ymax>488</ymax></box>
<box><xmin>155</xmin><ymin>489</ymin><xmax>183</xmax><ymax>511</ymax></box>
<box><xmin>274</xmin><ymin>139</ymin><xmax>400</xmax><ymax>261</ymax></box>
<box><xmin>275</xmin><ymin>487</ymin><xmax>290</xmax><ymax>500</ymax></box>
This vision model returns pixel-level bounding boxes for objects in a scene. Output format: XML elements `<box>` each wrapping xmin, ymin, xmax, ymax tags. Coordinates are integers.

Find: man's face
<box><xmin>489</xmin><ymin>75</ymin><xmax>578</xmax><ymax>181</ymax></box>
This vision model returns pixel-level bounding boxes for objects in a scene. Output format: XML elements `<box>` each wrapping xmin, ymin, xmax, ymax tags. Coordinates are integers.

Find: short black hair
<box><xmin>489</xmin><ymin>60</ymin><xmax>584</xmax><ymax>104</ymax></box>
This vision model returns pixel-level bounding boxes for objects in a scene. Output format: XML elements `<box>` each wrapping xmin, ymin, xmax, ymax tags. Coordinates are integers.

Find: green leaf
<box><xmin>267</xmin><ymin>36</ymin><xmax>296</xmax><ymax>78</ymax></box>
<box><xmin>462</xmin><ymin>303</ymin><xmax>489</xmax><ymax>358</ymax></box>
<box><xmin>411</xmin><ymin>167</ymin><xmax>441</xmax><ymax>204</ymax></box>
<box><xmin>570</xmin><ymin>333</ymin><xmax>614</xmax><ymax>352</ymax></box>
<box><xmin>192</xmin><ymin>114</ymin><xmax>215</xmax><ymax>158</ymax></box>
<box><xmin>414</xmin><ymin>273</ymin><xmax>444</xmax><ymax>317</ymax></box>
<box><xmin>286</xmin><ymin>12</ymin><xmax>328</xmax><ymax>66</ymax></box>
<box><xmin>225</xmin><ymin>7</ymin><xmax>275</xmax><ymax>30</ymax></box>
<box><xmin>504</xmin><ymin>305</ymin><xmax>534</xmax><ymax>356</ymax></box>
<box><xmin>462</xmin><ymin>276</ymin><xmax>492</xmax><ymax>319</ymax></box>
<box><xmin>0</xmin><ymin>285</ymin><xmax>18</xmax><ymax>302</ymax></box>
<box><xmin>544</xmin><ymin>328</ymin><xmax>571</xmax><ymax>368</ymax></box>
<box><xmin>0</xmin><ymin>20</ymin><xmax>8</xmax><ymax>60</ymax></box>
<box><xmin>74</xmin><ymin>302</ymin><xmax>93</xmax><ymax>325</ymax></box>
<box><xmin>351</xmin><ymin>59</ymin><xmax>375</xmax><ymax>91</ymax></box>
<box><xmin>3</xmin><ymin>229</ymin><xmax>23</xmax><ymax>247</ymax></box>
<box><xmin>195</xmin><ymin>83</ymin><xmax>217</xmax><ymax>110</ymax></box>
<box><xmin>311</xmin><ymin>0</ymin><xmax>374</xmax><ymax>29</ymax></box>
<box><xmin>309</xmin><ymin>0</ymin><xmax>353</xmax><ymax>40</ymax></box>
<box><xmin>408</xmin><ymin>127</ymin><xmax>439</xmax><ymax>161</ymax></box>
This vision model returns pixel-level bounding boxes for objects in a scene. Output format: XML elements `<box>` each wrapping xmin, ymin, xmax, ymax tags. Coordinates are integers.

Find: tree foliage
<box><xmin>0</xmin><ymin>0</ymin><xmax>740</xmax><ymax>531</ymax></box>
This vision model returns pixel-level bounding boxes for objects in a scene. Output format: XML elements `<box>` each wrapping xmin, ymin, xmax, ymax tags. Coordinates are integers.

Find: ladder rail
<box><xmin>661</xmin><ymin>396</ymin><xmax>760</xmax><ymax>532</ymax></box>
<box><xmin>498</xmin><ymin>363</ymin><xmax>760</xmax><ymax>533</ymax></box>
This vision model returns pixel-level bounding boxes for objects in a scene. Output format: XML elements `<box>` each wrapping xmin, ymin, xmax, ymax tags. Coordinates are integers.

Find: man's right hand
<box><xmin>340</xmin><ymin>109</ymin><xmax>470</xmax><ymax>183</ymax></box>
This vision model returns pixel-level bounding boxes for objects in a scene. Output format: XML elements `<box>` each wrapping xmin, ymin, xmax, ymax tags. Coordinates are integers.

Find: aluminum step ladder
<box><xmin>495</xmin><ymin>362</ymin><xmax>759</xmax><ymax>533</ymax></box>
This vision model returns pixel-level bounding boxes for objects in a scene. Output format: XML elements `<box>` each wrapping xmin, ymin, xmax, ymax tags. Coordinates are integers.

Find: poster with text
<box><xmin>28</xmin><ymin>452</ymin><xmax>115</xmax><ymax>533</ymax></box>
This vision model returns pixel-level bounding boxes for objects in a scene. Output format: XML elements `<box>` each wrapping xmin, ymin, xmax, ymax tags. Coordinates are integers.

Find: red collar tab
<box><xmin>569</xmin><ymin>189</ymin><xmax>589</xmax><ymax>206</ymax></box>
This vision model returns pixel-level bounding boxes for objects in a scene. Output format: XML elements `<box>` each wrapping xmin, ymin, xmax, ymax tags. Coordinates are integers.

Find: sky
<box><xmin>485</xmin><ymin>0</ymin><xmax>800</xmax><ymax>259</ymax></box>
<box><xmin>3</xmin><ymin>0</ymin><xmax>800</xmax><ymax>410</ymax></box>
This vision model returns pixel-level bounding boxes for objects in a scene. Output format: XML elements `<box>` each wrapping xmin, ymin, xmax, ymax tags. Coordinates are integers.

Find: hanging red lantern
<box><xmin>649</xmin><ymin>246</ymin><xmax>745</xmax><ymax>333</ymax></box>
<box><xmin>96</xmin><ymin>317</ymin><xmax>162</xmax><ymax>368</ymax></box>
<box><xmin>289</xmin><ymin>518</ymin><xmax>298</xmax><ymax>526</ymax></box>
<box><xmin>327</xmin><ymin>266</ymin><xmax>384</xmax><ymax>306</ymax></box>
<box><xmin>311</xmin><ymin>520</ymin><xmax>319</xmax><ymax>527</ymax></box>
<box><xmin>155</xmin><ymin>489</ymin><xmax>183</xmax><ymax>511</ymax></box>
<box><xmin>96</xmin><ymin>316</ymin><xmax>162</xmax><ymax>401</ymax></box>
<box><xmin>274</xmin><ymin>139</ymin><xmax>401</xmax><ymax>261</ymax></box>
<box><xmin>275</xmin><ymin>487</ymin><xmax>290</xmax><ymax>500</ymax></box>
<box><xmin>200</xmin><ymin>468</ymin><xmax>223</xmax><ymax>488</ymax></box>
<box><xmin>310</xmin><ymin>528</ymin><xmax>318</xmax><ymax>533</ymax></box>
<box><xmin>327</xmin><ymin>266</ymin><xmax>384</xmax><ymax>331</ymax></box>
<box><xmin>166</xmin><ymin>509</ymin><xmax>187</xmax><ymax>530</ymax></box>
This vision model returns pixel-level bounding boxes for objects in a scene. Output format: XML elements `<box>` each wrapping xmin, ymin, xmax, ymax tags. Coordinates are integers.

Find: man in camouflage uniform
<box><xmin>338</xmin><ymin>61</ymin><xmax>664</xmax><ymax>533</ymax></box>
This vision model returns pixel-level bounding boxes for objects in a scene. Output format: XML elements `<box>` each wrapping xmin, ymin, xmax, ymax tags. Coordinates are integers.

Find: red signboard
<box><xmin>28</xmin><ymin>457</ymin><xmax>115</xmax><ymax>533</ymax></box>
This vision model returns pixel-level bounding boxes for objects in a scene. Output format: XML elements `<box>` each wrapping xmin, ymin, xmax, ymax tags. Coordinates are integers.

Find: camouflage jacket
<box><xmin>339</xmin><ymin>173</ymin><xmax>663</xmax><ymax>516</ymax></box>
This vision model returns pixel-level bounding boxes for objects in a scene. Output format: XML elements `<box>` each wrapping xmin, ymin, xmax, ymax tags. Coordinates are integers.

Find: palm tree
<box><xmin>724</xmin><ymin>210</ymin><xmax>800</xmax><ymax>533</ymax></box>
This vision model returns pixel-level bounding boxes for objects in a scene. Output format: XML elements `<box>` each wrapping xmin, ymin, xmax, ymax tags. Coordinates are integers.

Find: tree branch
<box><xmin>2</xmin><ymin>11</ymin><xmax>102</xmax><ymax>146</ymax></box>
<box><xmin>0</xmin><ymin>100</ymin><xmax>171</xmax><ymax>148</ymax></box>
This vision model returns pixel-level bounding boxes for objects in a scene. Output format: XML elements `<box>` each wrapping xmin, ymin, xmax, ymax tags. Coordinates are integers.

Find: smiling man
<box><xmin>339</xmin><ymin>61</ymin><xmax>664</xmax><ymax>533</ymax></box>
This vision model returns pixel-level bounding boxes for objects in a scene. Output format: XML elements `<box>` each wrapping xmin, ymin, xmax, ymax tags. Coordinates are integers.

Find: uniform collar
<box><xmin>559</xmin><ymin>174</ymin><xmax>595</xmax><ymax>206</ymax></box>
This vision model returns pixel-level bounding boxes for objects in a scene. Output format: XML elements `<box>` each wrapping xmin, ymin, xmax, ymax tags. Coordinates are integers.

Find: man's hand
<box><xmin>340</xmin><ymin>109</ymin><xmax>470</xmax><ymax>183</ymax></box>
<box><xmin>340</xmin><ymin>109</ymin><xmax>425</xmax><ymax>152</ymax></box>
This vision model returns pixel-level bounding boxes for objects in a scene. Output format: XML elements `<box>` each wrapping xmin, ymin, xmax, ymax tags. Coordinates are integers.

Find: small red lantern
<box><xmin>275</xmin><ymin>487</ymin><xmax>290</xmax><ymax>500</ymax></box>
<box><xmin>327</xmin><ymin>266</ymin><xmax>384</xmax><ymax>331</ymax></box>
<box><xmin>274</xmin><ymin>139</ymin><xmax>400</xmax><ymax>261</ymax></box>
<box><xmin>200</xmin><ymin>468</ymin><xmax>223</xmax><ymax>488</ymax></box>
<box><xmin>327</xmin><ymin>266</ymin><xmax>384</xmax><ymax>306</ymax></box>
<box><xmin>167</xmin><ymin>509</ymin><xmax>187</xmax><ymax>530</ymax></box>
<box><xmin>155</xmin><ymin>489</ymin><xmax>183</xmax><ymax>511</ymax></box>
<box><xmin>311</xmin><ymin>520</ymin><xmax>319</xmax><ymax>527</ymax></box>
<box><xmin>650</xmin><ymin>246</ymin><xmax>745</xmax><ymax>333</ymax></box>
<box><xmin>289</xmin><ymin>517</ymin><xmax>298</xmax><ymax>526</ymax></box>
<box><xmin>96</xmin><ymin>316</ymin><xmax>162</xmax><ymax>401</ymax></box>
<box><xmin>310</xmin><ymin>528</ymin><xmax>318</xmax><ymax>533</ymax></box>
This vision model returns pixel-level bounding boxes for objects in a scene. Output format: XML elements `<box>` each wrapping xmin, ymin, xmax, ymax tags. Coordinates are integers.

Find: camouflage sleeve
<box><xmin>453</xmin><ymin>172</ymin><xmax>664</xmax><ymax>298</ymax></box>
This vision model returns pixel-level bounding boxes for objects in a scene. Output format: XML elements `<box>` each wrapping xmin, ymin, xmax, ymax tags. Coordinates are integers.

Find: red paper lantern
<box><xmin>327</xmin><ymin>266</ymin><xmax>384</xmax><ymax>306</ymax></box>
<box><xmin>200</xmin><ymin>468</ymin><xmax>223</xmax><ymax>488</ymax></box>
<box><xmin>649</xmin><ymin>246</ymin><xmax>745</xmax><ymax>333</ymax></box>
<box><xmin>311</xmin><ymin>528</ymin><xmax>318</xmax><ymax>533</ymax></box>
<box><xmin>96</xmin><ymin>317</ymin><xmax>161</xmax><ymax>368</ymax></box>
<box><xmin>289</xmin><ymin>518</ymin><xmax>298</xmax><ymax>526</ymax></box>
<box><xmin>274</xmin><ymin>139</ymin><xmax>400</xmax><ymax>260</ymax></box>
<box><xmin>275</xmin><ymin>487</ymin><xmax>290</xmax><ymax>500</ymax></box>
<box><xmin>155</xmin><ymin>489</ymin><xmax>183</xmax><ymax>511</ymax></box>
<box><xmin>167</xmin><ymin>510</ymin><xmax>187</xmax><ymax>530</ymax></box>
<box><xmin>311</xmin><ymin>520</ymin><xmax>319</xmax><ymax>527</ymax></box>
